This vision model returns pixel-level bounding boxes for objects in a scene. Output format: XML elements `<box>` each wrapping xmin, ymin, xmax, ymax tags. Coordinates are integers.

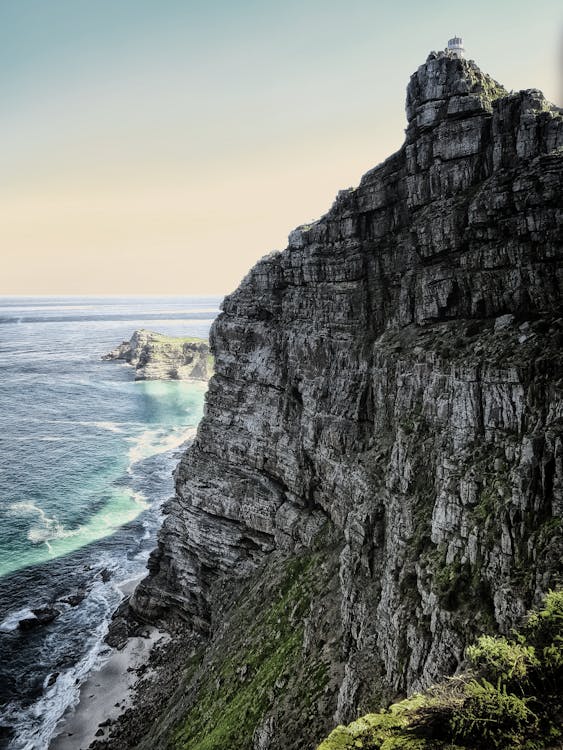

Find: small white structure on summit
<box><xmin>447</xmin><ymin>36</ymin><xmax>465</xmax><ymax>58</ymax></box>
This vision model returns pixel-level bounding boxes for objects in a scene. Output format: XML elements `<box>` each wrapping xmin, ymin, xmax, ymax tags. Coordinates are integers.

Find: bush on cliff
<box><xmin>317</xmin><ymin>590</ymin><xmax>563</xmax><ymax>750</ymax></box>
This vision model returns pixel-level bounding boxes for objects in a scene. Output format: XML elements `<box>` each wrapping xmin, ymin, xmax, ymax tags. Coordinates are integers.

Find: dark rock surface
<box><xmin>18</xmin><ymin>606</ymin><xmax>60</xmax><ymax>631</ymax></box>
<box><xmin>106</xmin><ymin>600</ymin><xmax>154</xmax><ymax>650</ymax></box>
<box><xmin>60</xmin><ymin>592</ymin><xmax>85</xmax><ymax>607</ymax></box>
<box><xmin>119</xmin><ymin>52</ymin><xmax>562</xmax><ymax>749</ymax></box>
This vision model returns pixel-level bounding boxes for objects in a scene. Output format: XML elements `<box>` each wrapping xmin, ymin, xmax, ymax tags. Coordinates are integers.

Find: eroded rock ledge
<box><xmin>103</xmin><ymin>329</ymin><xmax>213</xmax><ymax>381</ymax></box>
<box><xmin>122</xmin><ymin>52</ymin><xmax>562</xmax><ymax>750</ymax></box>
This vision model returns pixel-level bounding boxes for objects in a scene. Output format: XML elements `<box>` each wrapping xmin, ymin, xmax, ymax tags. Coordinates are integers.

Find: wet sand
<box><xmin>49</xmin><ymin>578</ymin><xmax>166</xmax><ymax>750</ymax></box>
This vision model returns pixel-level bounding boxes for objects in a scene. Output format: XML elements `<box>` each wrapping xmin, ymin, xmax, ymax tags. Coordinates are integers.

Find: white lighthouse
<box><xmin>447</xmin><ymin>36</ymin><xmax>465</xmax><ymax>58</ymax></box>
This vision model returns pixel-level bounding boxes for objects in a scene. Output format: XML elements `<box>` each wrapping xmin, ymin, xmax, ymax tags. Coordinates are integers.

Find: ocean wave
<box><xmin>82</xmin><ymin>421</ymin><xmax>126</xmax><ymax>433</ymax></box>
<box><xmin>3</xmin><ymin>580</ymin><xmax>119</xmax><ymax>750</ymax></box>
<box><xmin>49</xmin><ymin>419</ymin><xmax>133</xmax><ymax>433</ymax></box>
<box><xmin>1</xmin><ymin>487</ymin><xmax>152</xmax><ymax>579</ymax></box>
<box><xmin>0</xmin><ymin>607</ymin><xmax>36</xmax><ymax>633</ymax></box>
<box><xmin>8</xmin><ymin>419</ymin><xmax>132</xmax><ymax>435</ymax></box>
<box><xmin>127</xmin><ymin>425</ymin><xmax>196</xmax><ymax>467</ymax></box>
<box><xmin>0</xmin><ymin>296</ymin><xmax>212</xmax><ymax>745</ymax></box>
<box><xmin>11</xmin><ymin>436</ymin><xmax>70</xmax><ymax>442</ymax></box>
<box><xmin>9</xmin><ymin>502</ymin><xmax>83</xmax><ymax>550</ymax></box>
<box><xmin>27</xmin><ymin>524</ymin><xmax>83</xmax><ymax>549</ymax></box>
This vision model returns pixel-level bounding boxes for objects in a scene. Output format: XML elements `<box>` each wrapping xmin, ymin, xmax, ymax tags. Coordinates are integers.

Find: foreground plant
<box><xmin>318</xmin><ymin>591</ymin><xmax>563</xmax><ymax>750</ymax></box>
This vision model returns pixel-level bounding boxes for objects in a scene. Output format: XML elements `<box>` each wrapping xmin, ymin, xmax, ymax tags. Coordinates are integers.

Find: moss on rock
<box><xmin>172</xmin><ymin>551</ymin><xmax>339</xmax><ymax>750</ymax></box>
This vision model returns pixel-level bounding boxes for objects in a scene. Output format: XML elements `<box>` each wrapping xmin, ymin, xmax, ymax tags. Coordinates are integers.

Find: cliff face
<box><xmin>103</xmin><ymin>329</ymin><xmax>213</xmax><ymax>381</ymax></box>
<box><xmin>130</xmin><ymin>53</ymin><xmax>563</xmax><ymax>747</ymax></box>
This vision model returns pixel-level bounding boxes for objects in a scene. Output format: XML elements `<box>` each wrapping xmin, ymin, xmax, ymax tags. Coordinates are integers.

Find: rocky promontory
<box><xmin>102</xmin><ymin>330</ymin><xmax>213</xmax><ymax>381</ymax></box>
<box><xmin>98</xmin><ymin>50</ymin><xmax>562</xmax><ymax>750</ymax></box>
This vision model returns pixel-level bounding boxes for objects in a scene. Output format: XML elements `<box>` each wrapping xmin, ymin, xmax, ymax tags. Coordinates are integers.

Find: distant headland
<box><xmin>102</xmin><ymin>329</ymin><xmax>213</xmax><ymax>381</ymax></box>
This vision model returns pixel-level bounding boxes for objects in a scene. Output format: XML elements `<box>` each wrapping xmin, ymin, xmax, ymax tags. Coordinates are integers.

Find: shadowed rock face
<box><xmin>103</xmin><ymin>329</ymin><xmax>212</xmax><ymax>381</ymax></box>
<box><xmin>131</xmin><ymin>52</ymin><xmax>563</xmax><ymax>737</ymax></box>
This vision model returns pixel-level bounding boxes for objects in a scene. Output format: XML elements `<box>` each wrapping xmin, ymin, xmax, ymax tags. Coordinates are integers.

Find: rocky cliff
<box><xmin>124</xmin><ymin>51</ymin><xmax>562</xmax><ymax>749</ymax></box>
<box><xmin>103</xmin><ymin>330</ymin><xmax>213</xmax><ymax>381</ymax></box>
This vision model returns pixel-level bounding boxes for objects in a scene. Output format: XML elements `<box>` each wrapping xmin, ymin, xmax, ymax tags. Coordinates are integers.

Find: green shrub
<box><xmin>525</xmin><ymin>590</ymin><xmax>563</xmax><ymax>690</ymax></box>
<box><xmin>317</xmin><ymin>591</ymin><xmax>563</xmax><ymax>750</ymax></box>
<box><xmin>466</xmin><ymin>635</ymin><xmax>538</xmax><ymax>685</ymax></box>
<box><xmin>526</xmin><ymin>590</ymin><xmax>563</xmax><ymax>649</ymax></box>
<box><xmin>450</xmin><ymin>679</ymin><xmax>538</xmax><ymax>749</ymax></box>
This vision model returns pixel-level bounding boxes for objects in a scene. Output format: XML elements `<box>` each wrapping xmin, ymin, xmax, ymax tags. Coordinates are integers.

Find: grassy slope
<box><xmin>172</xmin><ymin>552</ymin><xmax>338</xmax><ymax>750</ymax></box>
<box><xmin>137</xmin><ymin>330</ymin><xmax>208</xmax><ymax>345</ymax></box>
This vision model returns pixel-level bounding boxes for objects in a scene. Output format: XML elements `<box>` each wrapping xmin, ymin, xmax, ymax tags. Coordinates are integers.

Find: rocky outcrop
<box><xmin>18</xmin><ymin>606</ymin><xmax>60</xmax><ymax>631</ymax></box>
<box><xmin>103</xmin><ymin>329</ymin><xmax>213</xmax><ymax>381</ymax></box>
<box><xmin>127</xmin><ymin>52</ymin><xmax>563</xmax><ymax>749</ymax></box>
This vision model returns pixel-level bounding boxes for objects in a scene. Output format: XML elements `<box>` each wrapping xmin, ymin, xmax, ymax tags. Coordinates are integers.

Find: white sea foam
<box><xmin>10</xmin><ymin>502</ymin><xmax>84</xmax><ymax>549</ymax></box>
<box><xmin>127</xmin><ymin>425</ymin><xmax>196</xmax><ymax>467</ymax></box>
<box><xmin>1</xmin><ymin>487</ymin><xmax>150</xmax><ymax>578</ymax></box>
<box><xmin>9</xmin><ymin>501</ymin><xmax>49</xmax><ymax>517</ymax></box>
<box><xmin>86</xmin><ymin>421</ymin><xmax>126</xmax><ymax>433</ymax></box>
<box><xmin>10</xmin><ymin>420</ymin><xmax>131</xmax><ymax>440</ymax></box>
<box><xmin>4</xmin><ymin>581</ymin><xmax>120</xmax><ymax>750</ymax></box>
<box><xmin>45</xmin><ymin>419</ymin><xmax>130</xmax><ymax>433</ymax></box>
<box><xmin>11</xmin><ymin>419</ymin><xmax>131</xmax><ymax>443</ymax></box>
<box><xmin>27</xmin><ymin>523</ymin><xmax>83</xmax><ymax>546</ymax></box>
<box><xmin>0</xmin><ymin>296</ymin><xmax>215</xmax><ymax>746</ymax></box>
<box><xmin>0</xmin><ymin>608</ymin><xmax>36</xmax><ymax>633</ymax></box>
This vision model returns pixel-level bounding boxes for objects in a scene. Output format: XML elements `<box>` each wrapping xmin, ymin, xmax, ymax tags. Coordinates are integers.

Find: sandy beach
<box><xmin>49</xmin><ymin>579</ymin><xmax>167</xmax><ymax>750</ymax></box>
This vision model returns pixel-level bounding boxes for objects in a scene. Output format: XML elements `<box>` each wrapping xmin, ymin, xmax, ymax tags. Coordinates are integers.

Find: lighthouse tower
<box><xmin>447</xmin><ymin>36</ymin><xmax>465</xmax><ymax>58</ymax></box>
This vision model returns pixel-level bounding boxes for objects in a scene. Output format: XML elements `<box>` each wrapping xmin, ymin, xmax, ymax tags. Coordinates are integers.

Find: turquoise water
<box><xmin>0</xmin><ymin>296</ymin><xmax>220</xmax><ymax>749</ymax></box>
<box><xmin>0</xmin><ymin>379</ymin><xmax>206</xmax><ymax>578</ymax></box>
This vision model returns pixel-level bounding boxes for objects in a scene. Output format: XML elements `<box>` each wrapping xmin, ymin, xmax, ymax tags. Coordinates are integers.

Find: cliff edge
<box><xmin>117</xmin><ymin>52</ymin><xmax>561</xmax><ymax>750</ymax></box>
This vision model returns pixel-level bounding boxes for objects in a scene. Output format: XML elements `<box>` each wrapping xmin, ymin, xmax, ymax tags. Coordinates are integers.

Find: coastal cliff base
<box><xmin>90</xmin><ymin>547</ymin><xmax>347</xmax><ymax>750</ymax></box>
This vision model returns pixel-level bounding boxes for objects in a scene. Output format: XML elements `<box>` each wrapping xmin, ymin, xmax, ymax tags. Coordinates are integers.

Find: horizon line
<box><xmin>0</xmin><ymin>292</ymin><xmax>228</xmax><ymax>298</ymax></box>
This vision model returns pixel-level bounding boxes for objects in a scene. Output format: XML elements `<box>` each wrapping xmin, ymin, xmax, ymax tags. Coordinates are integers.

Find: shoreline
<box><xmin>48</xmin><ymin>579</ymin><xmax>167</xmax><ymax>750</ymax></box>
<box><xmin>0</xmin><ymin>297</ymin><xmax>216</xmax><ymax>749</ymax></box>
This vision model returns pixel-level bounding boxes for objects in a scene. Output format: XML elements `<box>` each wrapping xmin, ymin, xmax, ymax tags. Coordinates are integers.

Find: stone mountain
<box><xmin>101</xmin><ymin>50</ymin><xmax>562</xmax><ymax>750</ymax></box>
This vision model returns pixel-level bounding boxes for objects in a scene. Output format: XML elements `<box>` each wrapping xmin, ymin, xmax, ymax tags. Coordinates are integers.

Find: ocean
<box><xmin>0</xmin><ymin>296</ymin><xmax>221</xmax><ymax>750</ymax></box>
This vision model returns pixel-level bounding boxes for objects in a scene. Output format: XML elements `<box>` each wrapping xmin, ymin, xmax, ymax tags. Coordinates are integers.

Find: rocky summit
<box><xmin>102</xmin><ymin>329</ymin><xmax>213</xmax><ymax>381</ymax></box>
<box><xmin>105</xmin><ymin>52</ymin><xmax>562</xmax><ymax>750</ymax></box>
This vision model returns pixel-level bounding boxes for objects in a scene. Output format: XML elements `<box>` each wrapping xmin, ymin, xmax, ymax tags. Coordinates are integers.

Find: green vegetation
<box><xmin>317</xmin><ymin>696</ymin><xmax>447</xmax><ymax>750</ymax></box>
<box><xmin>466</xmin><ymin>635</ymin><xmax>538</xmax><ymax>685</ymax></box>
<box><xmin>449</xmin><ymin>679</ymin><xmax>538</xmax><ymax>749</ymax></box>
<box><xmin>145</xmin><ymin>332</ymin><xmax>208</xmax><ymax>345</ymax></box>
<box><xmin>172</xmin><ymin>554</ymin><xmax>330</xmax><ymax>750</ymax></box>
<box><xmin>318</xmin><ymin>591</ymin><xmax>563</xmax><ymax>750</ymax></box>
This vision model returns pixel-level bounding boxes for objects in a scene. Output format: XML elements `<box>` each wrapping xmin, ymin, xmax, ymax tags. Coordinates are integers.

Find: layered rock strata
<box><xmin>103</xmin><ymin>329</ymin><xmax>212</xmax><ymax>381</ymax></box>
<box><xmin>129</xmin><ymin>52</ymin><xmax>563</xmax><ymax>748</ymax></box>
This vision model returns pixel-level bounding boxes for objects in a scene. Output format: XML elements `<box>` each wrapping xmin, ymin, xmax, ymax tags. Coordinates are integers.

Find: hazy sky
<box><xmin>1</xmin><ymin>0</ymin><xmax>561</xmax><ymax>295</ymax></box>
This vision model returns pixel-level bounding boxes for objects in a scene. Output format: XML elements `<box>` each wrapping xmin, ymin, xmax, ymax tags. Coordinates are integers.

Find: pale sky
<box><xmin>1</xmin><ymin>0</ymin><xmax>561</xmax><ymax>295</ymax></box>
